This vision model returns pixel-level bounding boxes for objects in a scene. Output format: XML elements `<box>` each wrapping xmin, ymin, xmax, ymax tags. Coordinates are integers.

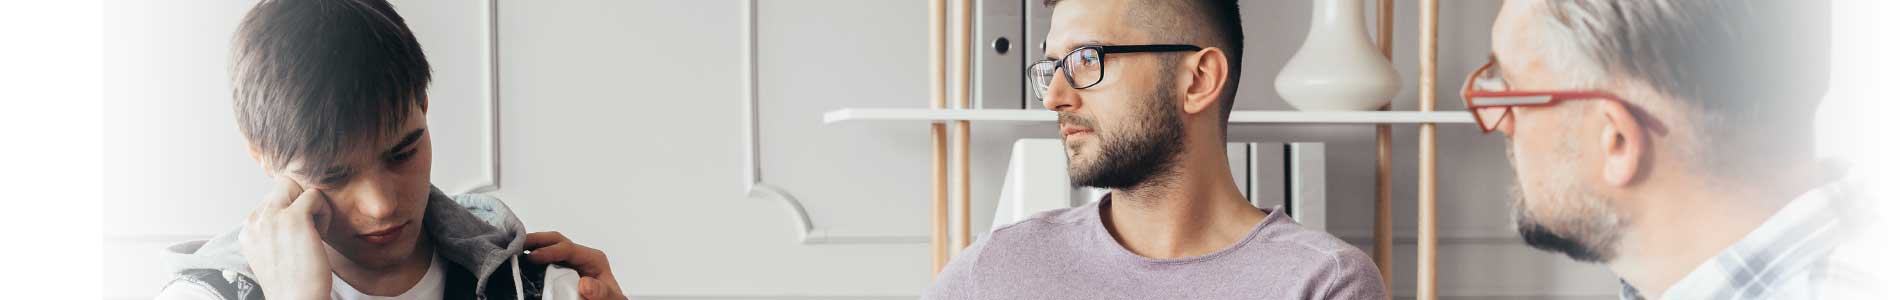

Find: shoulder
<box><xmin>1003</xmin><ymin>204</ymin><xmax>1094</xmax><ymax>229</ymax></box>
<box><xmin>1251</xmin><ymin>213</ymin><xmax>1386</xmax><ymax>299</ymax></box>
<box><xmin>1256</xmin><ymin>212</ymin><xmax>1370</xmax><ymax>264</ymax></box>
<box><xmin>925</xmin><ymin>205</ymin><xmax>1096</xmax><ymax>299</ymax></box>
<box><xmin>970</xmin><ymin>204</ymin><xmax>1097</xmax><ymax>256</ymax></box>
<box><xmin>445</xmin><ymin>191</ymin><xmax>516</xmax><ymax>223</ymax></box>
<box><xmin>426</xmin><ymin>187</ymin><xmax>527</xmax><ymax>237</ymax></box>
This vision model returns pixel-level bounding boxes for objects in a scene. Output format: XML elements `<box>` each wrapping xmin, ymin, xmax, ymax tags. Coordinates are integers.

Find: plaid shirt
<box><xmin>1621</xmin><ymin>170</ymin><xmax>1895</xmax><ymax>299</ymax></box>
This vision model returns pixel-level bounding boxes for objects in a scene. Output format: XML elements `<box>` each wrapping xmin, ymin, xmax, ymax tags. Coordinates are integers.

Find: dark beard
<box><xmin>1516</xmin><ymin>216</ymin><xmax>1609</xmax><ymax>263</ymax></box>
<box><xmin>1067</xmin><ymin>81</ymin><xmax>1185</xmax><ymax>189</ymax></box>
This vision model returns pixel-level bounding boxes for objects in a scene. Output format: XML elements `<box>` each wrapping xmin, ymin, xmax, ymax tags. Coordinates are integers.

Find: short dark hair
<box><xmin>231</xmin><ymin>0</ymin><xmax>432</xmax><ymax>172</ymax></box>
<box><xmin>1046</xmin><ymin>0</ymin><xmax>1245</xmax><ymax>124</ymax></box>
<box><xmin>1541</xmin><ymin>0</ymin><xmax>1830</xmax><ymax>172</ymax></box>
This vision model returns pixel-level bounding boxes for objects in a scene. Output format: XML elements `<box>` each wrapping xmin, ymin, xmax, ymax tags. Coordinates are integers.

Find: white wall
<box><xmin>106</xmin><ymin>0</ymin><xmax>1707</xmax><ymax>299</ymax></box>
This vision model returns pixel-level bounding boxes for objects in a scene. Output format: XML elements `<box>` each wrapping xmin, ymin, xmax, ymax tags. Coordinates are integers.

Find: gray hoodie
<box><xmin>158</xmin><ymin>187</ymin><xmax>577</xmax><ymax>300</ymax></box>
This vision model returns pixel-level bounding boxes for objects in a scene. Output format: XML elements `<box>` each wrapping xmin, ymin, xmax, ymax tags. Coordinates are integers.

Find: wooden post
<box><xmin>1417</xmin><ymin>0</ymin><xmax>1441</xmax><ymax>299</ymax></box>
<box><xmin>953</xmin><ymin>0</ymin><xmax>973</xmax><ymax>252</ymax></box>
<box><xmin>929</xmin><ymin>0</ymin><xmax>950</xmax><ymax>276</ymax></box>
<box><xmin>1373</xmin><ymin>0</ymin><xmax>1396</xmax><ymax>297</ymax></box>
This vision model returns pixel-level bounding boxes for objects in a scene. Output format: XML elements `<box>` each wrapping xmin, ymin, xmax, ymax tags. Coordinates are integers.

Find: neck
<box><xmin>1609</xmin><ymin>162</ymin><xmax>1827</xmax><ymax>297</ymax></box>
<box><xmin>329</xmin><ymin>237</ymin><xmax>436</xmax><ymax>296</ymax></box>
<box><xmin>1103</xmin><ymin>142</ymin><xmax>1266</xmax><ymax>259</ymax></box>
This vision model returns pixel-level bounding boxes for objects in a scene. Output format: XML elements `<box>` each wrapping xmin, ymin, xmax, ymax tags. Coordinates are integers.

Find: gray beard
<box><xmin>1506</xmin><ymin>141</ymin><xmax>1626</xmax><ymax>263</ymax></box>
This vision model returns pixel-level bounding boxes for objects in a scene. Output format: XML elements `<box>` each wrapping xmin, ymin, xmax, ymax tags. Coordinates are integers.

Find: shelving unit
<box><xmin>834</xmin><ymin>0</ymin><xmax>1457</xmax><ymax>299</ymax></box>
<box><xmin>824</xmin><ymin>108</ymin><xmax>1474</xmax><ymax>124</ymax></box>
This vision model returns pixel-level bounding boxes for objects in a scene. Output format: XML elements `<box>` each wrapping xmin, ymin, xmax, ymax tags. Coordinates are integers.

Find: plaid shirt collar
<box><xmin>1618</xmin><ymin>170</ymin><xmax>1863</xmax><ymax>300</ymax></box>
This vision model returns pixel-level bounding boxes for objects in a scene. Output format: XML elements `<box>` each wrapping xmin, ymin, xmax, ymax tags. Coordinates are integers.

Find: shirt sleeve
<box><xmin>1318</xmin><ymin>248</ymin><xmax>1390</xmax><ymax>300</ymax></box>
<box><xmin>920</xmin><ymin>234</ymin><xmax>996</xmax><ymax>300</ymax></box>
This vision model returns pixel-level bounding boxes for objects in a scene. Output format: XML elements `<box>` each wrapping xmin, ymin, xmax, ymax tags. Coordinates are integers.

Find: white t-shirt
<box><xmin>330</xmin><ymin>255</ymin><xmax>445</xmax><ymax>300</ymax></box>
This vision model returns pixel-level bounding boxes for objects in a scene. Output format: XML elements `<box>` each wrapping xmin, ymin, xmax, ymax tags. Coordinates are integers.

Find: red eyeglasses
<box><xmin>1461</xmin><ymin>58</ymin><xmax>1629</xmax><ymax>134</ymax></box>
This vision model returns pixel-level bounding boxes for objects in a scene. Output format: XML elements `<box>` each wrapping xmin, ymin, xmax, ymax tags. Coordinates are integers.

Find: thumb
<box><xmin>579</xmin><ymin>277</ymin><xmax>607</xmax><ymax>299</ymax></box>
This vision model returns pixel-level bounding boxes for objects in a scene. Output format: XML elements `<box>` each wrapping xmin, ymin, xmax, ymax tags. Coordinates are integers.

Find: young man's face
<box><xmin>276</xmin><ymin>104</ymin><xmax>434</xmax><ymax>270</ymax></box>
<box><xmin>1043</xmin><ymin>0</ymin><xmax>1188</xmax><ymax>189</ymax></box>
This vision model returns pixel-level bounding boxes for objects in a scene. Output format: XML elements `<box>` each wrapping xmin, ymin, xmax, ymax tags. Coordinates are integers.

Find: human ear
<box><xmin>1180</xmin><ymin>48</ymin><xmax>1228</xmax><ymax>116</ymax></box>
<box><xmin>1597</xmin><ymin>101</ymin><xmax>1647</xmax><ymax>186</ymax></box>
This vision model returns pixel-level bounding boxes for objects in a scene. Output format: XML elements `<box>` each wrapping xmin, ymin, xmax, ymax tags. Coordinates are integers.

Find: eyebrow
<box><xmin>383</xmin><ymin>128</ymin><xmax>425</xmax><ymax>159</ymax></box>
<box><xmin>289</xmin><ymin>128</ymin><xmax>422</xmax><ymax>188</ymax></box>
<box><xmin>1043</xmin><ymin>39</ymin><xmax>1107</xmax><ymax>60</ymax></box>
<box><xmin>295</xmin><ymin>164</ymin><xmax>355</xmax><ymax>188</ymax></box>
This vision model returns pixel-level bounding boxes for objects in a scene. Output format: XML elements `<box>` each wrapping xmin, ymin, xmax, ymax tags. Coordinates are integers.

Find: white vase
<box><xmin>1275</xmin><ymin>0</ymin><xmax>1401</xmax><ymax>111</ymax></box>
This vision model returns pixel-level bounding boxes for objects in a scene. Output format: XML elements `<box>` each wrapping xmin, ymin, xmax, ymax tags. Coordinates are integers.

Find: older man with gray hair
<box><xmin>1473</xmin><ymin>0</ymin><xmax>1892</xmax><ymax>299</ymax></box>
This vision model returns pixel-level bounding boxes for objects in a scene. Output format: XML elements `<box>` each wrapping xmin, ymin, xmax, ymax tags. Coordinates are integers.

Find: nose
<box><xmin>1041</xmin><ymin>72</ymin><xmax>1079</xmax><ymax>112</ymax></box>
<box><xmin>342</xmin><ymin>172</ymin><xmax>402</xmax><ymax>221</ymax></box>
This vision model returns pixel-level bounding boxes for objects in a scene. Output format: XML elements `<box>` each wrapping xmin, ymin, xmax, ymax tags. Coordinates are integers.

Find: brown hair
<box><xmin>230</xmin><ymin>0</ymin><xmax>432</xmax><ymax>172</ymax></box>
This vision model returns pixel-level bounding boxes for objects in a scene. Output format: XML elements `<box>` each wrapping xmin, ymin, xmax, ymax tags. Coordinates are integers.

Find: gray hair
<box><xmin>1536</xmin><ymin>0</ymin><xmax>1831</xmax><ymax>174</ymax></box>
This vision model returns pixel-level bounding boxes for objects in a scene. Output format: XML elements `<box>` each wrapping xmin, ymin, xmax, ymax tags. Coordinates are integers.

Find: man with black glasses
<box><xmin>923</xmin><ymin>0</ymin><xmax>1385</xmax><ymax>298</ymax></box>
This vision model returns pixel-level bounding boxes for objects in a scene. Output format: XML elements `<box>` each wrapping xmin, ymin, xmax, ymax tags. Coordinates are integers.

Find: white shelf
<box><xmin>823</xmin><ymin>108</ymin><xmax>1475</xmax><ymax>124</ymax></box>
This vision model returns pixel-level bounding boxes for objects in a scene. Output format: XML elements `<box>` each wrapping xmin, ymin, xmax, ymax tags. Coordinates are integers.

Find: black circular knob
<box><xmin>992</xmin><ymin>37</ymin><xmax>1011</xmax><ymax>55</ymax></box>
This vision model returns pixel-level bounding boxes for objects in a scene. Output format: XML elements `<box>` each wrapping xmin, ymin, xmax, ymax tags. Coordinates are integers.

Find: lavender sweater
<box><xmin>924</xmin><ymin>197</ymin><xmax>1388</xmax><ymax>299</ymax></box>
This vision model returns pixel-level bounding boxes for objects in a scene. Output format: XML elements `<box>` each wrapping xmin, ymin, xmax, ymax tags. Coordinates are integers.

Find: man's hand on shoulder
<box><xmin>525</xmin><ymin>231</ymin><xmax>627</xmax><ymax>300</ymax></box>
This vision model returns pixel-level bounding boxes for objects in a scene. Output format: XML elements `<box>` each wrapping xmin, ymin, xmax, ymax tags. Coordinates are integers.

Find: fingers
<box><xmin>287</xmin><ymin>188</ymin><xmax>330</xmax><ymax>222</ymax></box>
<box><xmin>569</xmin><ymin>247</ymin><xmax>611</xmax><ymax>276</ymax></box>
<box><xmin>524</xmin><ymin>231</ymin><xmax>577</xmax><ymax>264</ymax></box>
<box><xmin>532</xmin><ymin>243</ymin><xmax>609</xmax><ymax>275</ymax></box>
<box><xmin>524</xmin><ymin>237</ymin><xmax>577</xmax><ymax>265</ymax></box>
<box><xmin>580</xmin><ymin>277</ymin><xmax>604</xmax><ymax>299</ymax></box>
<box><xmin>277</xmin><ymin>188</ymin><xmax>330</xmax><ymax>235</ymax></box>
<box><xmin>285</xmin><ymin>187</ymin><xmax>326</xmax><ymax>214</ymax></box>
<box><xmin>525</xmin><ymin>231</ymin><xmax>569</xmax><ymax>249</ymax></box>
<box><xmin>579</xmin><ymin>276</ymin><xmax>626</xmax><ymax>300</ymax></box>
<box><xmin>263</xmin><ymin>176</ymin><xmax>303</xmax><ymax>208</ymax></box>
<box><xmin>525</xmin><ymin>231</ymin><xmax>623</xmax><ymax>299</ymax></box>
<box><xmin>524</xmin><ymin>231</ymin><xmax>611</xmax><ymax>274</ymax></box>
<box><xmin>306</xmin><ymin>190</ymin><xmax>332</xmax><ymax>232</ymax></box>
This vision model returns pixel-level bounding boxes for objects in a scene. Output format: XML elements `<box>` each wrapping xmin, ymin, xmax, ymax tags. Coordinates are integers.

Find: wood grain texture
<box><xmin>953</xmin><ymin>0</ymin><xmax>973</xmax><ymax>253</ymax></box>
<box><xmin>1374</xmin><ymin>0</ymin><xmax>1396</xmax><ymax>297</ymax></box>
<box><xmin>1417</xmin><ymin>0</ymin><xmax>1441</xmax><ymax>299</ymax></box>
<box><xmin>929</xmin><ymin>0</ymin><xmax>949</xmax><ymax>276</ymax></box>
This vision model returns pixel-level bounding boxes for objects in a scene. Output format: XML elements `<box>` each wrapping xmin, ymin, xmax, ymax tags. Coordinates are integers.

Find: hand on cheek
<box><xmin>239</xmin><ymin>176</ymin><xmax>336</xmax><ymax>300</ymax></box>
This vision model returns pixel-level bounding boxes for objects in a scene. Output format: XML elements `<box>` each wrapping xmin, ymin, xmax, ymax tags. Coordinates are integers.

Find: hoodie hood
<box><xmin>160</xmin><ymin>186</ymin><xmax>528</xmax><ymax>294</ymax></box>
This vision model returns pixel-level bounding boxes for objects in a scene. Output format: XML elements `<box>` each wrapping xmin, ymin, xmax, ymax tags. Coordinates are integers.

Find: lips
<box><xmin>1061</xmin><ymin>126</ymin><xmax>1093</xmax><ymax>138</ymax></box>
<box><xmin>358</xmin><ymin>221</ymin><xmax>408</xmax><ymax>245</ymax></box>
<box><xmin>1057</xmin><ymin>113</ymin><xmax>1094</xmax><ymax>139</ymax></box>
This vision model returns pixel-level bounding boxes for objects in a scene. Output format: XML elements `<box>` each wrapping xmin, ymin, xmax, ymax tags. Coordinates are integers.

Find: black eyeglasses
<box><xmin>1026</xmin><ymin>44</ymin><xmax>1203</xmax><ymax>102</ymax></box>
